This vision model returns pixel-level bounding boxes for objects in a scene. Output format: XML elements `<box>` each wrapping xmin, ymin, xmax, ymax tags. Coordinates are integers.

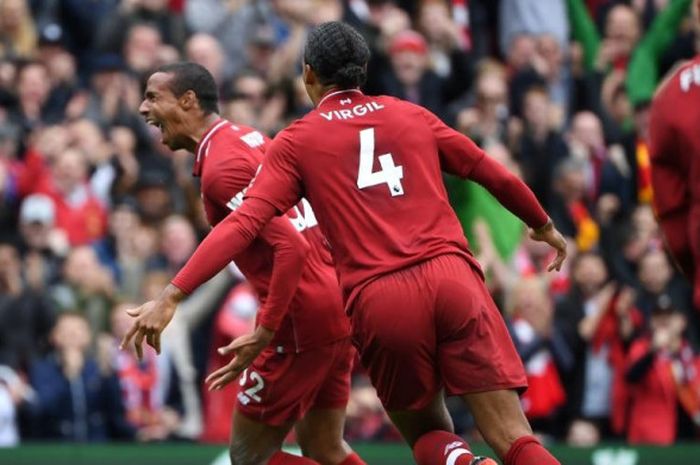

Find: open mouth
<box><xmin>146</xmin><ymin>118</ymin><xmax>164</xmax><ymax>132</ymax></box>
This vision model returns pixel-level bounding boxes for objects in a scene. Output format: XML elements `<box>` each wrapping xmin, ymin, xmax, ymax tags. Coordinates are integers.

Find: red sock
<box><xmin>339</xmin><ymin>452</ymin><xmax>367</xmax><ymax>465</ymax></box>
<box><xmin>504</xmin><ymin>435</ymin><xmax>560</xmax><ymax>465</ymax></box>
<box><xmin>413</xmin><ymin>431</ymin><xmax>474</xmax><ymax>465</ymax></box>
<box><xmin>267</xmin><ymin>451</ymin><xmax>321</xmax><ymax>465</ymax></box>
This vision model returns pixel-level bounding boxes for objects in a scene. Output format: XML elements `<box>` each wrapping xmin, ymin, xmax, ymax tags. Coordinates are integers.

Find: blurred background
<box><xmin>1</xmin><ymin>0</ymin><xmax>700</xmax><ymax>463</ymax></box>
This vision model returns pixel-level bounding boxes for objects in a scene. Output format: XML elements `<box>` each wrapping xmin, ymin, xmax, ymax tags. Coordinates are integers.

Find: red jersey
<box><xmin>649</xmin><ymin>55</ymin><xmax>700</xmax><ymax>295</ymax></box>
<box><xmin>193</xmin><ymin>119</ymin><xmax>349</xmax><ymax>352</ymax></box>
<box><xmin>246</xmin><ymin>90</ymin><xmax>548</xmax><ymax>307</ymax></box>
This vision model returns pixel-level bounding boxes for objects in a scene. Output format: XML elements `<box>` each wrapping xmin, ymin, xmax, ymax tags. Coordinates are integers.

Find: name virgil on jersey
<box><xmin>319</xmin><ymin>100</ymin><xmax>385</xmax><ymax>121</ymax></box>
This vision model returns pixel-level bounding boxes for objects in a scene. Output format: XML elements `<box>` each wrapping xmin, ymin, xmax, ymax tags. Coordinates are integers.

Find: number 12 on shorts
<box><xmin>357</xmin><ymin>127</ymin><xmax>404</xmax><ymax>197</ymax></box>
<box><xmin>237</xmin><ymin>369</ymin><xmax>264</xmax><ymax>405</ymax></box>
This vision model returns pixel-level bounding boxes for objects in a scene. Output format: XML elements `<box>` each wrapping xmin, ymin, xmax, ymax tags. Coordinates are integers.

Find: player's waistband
<box><xmin>343</xmin><ymin>249</ymin><xmax>481</xmax><ymax>316</ymax></box>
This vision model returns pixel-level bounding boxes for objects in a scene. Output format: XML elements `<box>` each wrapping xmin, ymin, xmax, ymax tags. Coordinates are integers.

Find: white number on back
<box><xmin>356</xmin><ymin>128</ymin><xmax>404</xmax><ymax>196</ymax></box>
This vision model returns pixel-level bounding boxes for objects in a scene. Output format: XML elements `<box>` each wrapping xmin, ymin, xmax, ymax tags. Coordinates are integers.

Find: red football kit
<box><xmin>188</xmin><ymin>119</ymin><xmax>352</xmax><ymax>424</ymax></box>
<box><xmin>174</xmin><ymin>91</ymin><xmax>550</xmax><ymax>410</ymax></box>
<box><xmin>649</xmin><ymin>55</ymin><xmax>700</xmax><ymax>309</ymax></box>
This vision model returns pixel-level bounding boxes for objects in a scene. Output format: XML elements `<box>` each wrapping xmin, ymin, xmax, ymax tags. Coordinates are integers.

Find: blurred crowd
<box><xmin>1</xmin><ymin>0</ymin><xmax>700</xmax><ymax>449</ymax></box>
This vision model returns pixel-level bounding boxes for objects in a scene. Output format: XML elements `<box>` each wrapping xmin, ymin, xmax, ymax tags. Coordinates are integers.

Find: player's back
<box><xmin>197</xmin><ymin>120</ymin><xmax>349</xmax><ymax>352</ymax></box>
<box><xmin>280</xmin><ymin>90</ymin><xmax>480</xmax><ymax>305</ymax></box>
<box><xmin>649</xmin><ymin>55</ymin><xmax>700</xmax><ymax>217</ymax></box>
<box><xmin>649</xmin><ymin>55</ymin><xmax>700</xmax><ymax>283</ymax></box>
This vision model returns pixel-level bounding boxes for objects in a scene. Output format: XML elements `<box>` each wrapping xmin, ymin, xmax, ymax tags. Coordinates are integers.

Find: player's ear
<box><xmin>180</xmin><ymin>90</ymin><xmax>196</xmax><ymax>110</ymax></box>
<box><xmin>302</xmin><ymin>64</ymin><xmax>315</xmax><ymax>86</ymax></box>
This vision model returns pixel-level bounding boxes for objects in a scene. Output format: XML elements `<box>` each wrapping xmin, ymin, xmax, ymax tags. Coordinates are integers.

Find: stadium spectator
<box><xmin>625</xmin><ymin>301</ymin><xmax>700</xmax><ymax>444</ymax></box>
<box><xmin>453</xmin><ymin>60</ymin><xmax>509</xmax><ymax>146</ymax></box>
<box><xmin>0</xmin><ymin>242</ymin><xmax>54</xmax><ymax>371</ymax></box>
<box><xmin>147</xmin><ymin>214</ymin><xmax>197</xmax><ymax>276</ymax></box>
<box><xmin>50</xmin><ymin>246</ymin><xmax>115</xmax><ymax>336</ymax></box>
<box><xmin>506</xmin><ymin>277</ymin><xmax>572</xmax><ymax>438</ymax></box>
<box><xmin>33</xmin><ymin>147</ymin><xmax>108</xmax><ymax>246</ymax></box>
<box><xmin>567</xmin><ymin>111</ymin><xmax>632</xmax><ymax>220</ymax></box>
<box><xmin>556</xmin><ymin>252</ymin><xmax>615</xmax><ymax>441</ymax></box>
<box><xmin>222</xmin><ymin>70</ymin><xmax>286</xmax><ymax>136</ymax></box>
<box><xmin>514</xmin><ymin>86</ymin><xmax>569</xmax><ymax>210</ymax></box>
<box><xmin>0</xmin><ymin>365</ymin><xmax>31</xmax><ymax>447</ymax></box>
<box><xmin>11</xmin><ymin>61</ymin><xmax>52</xmax><ymax>129</ymax></box>
<box><xmin>185</xmin><ymin>33</ymin><xmax>229</xmax><ymax>86</ymax></box>
<box><xmin>17</xmin><ymin>194</ymin><xmax>66</xmax><ymax>289</ymax></box>
<box><xmin>634</xmin><ymin>250</ymin><xmax>697</xmax><ymax>347</ymax></box>
<box><xmin>379</xmin><ymin>30</ymin><xmax>446</xmax><ymax>117</ymax></box>
<box><xmin>499</xmin><ymin>0</ymin><xmax>569</xmax><ymax>59</ymax></box>
<box><xmin>100</xmin><ymin>302</ymin><xmax>182</xmax><ymax>441</ymax></box>
<box><xmin>548</xmin><ymin>157</ymin><xmax>599</xmax><ymax>252</ymax></box>
<box><xmin>96</xmin><ymin>0</ymin><xmax>187</xmax><ymax>56</ymax></box>
<box><xmin>0</xmin><ymin>0</ymin><xmax>37</xmax><ymax>60</ymax></box>
<box><xmin>28</xmin><ymin>312</ymin><xmax>134</xmax><ymax>441</ymax></box>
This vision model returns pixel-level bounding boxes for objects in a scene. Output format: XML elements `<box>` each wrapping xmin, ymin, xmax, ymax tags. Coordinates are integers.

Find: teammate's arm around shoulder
<box><xmin>419</xmin><ymin>105</ymin><xmax>568</xmax><ymax>271</ymax></box>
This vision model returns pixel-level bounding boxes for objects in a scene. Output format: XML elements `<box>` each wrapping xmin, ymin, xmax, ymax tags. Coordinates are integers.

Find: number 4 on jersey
<box><xmin>357</xmin><ymin>128</ymin><xmax>404</xmax><ymax>196</ymax></box>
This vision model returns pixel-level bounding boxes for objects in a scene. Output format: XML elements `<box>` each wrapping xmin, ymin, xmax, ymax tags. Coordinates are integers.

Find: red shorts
<box><xmin>236</xmin><ymin>337</ymin><xmax>353</xmax><ymax>426</ymax></box>
<box><xmin>350</xmin><ymin>253</ymin><xmax>527</xmax><ymax>411</ymax></box>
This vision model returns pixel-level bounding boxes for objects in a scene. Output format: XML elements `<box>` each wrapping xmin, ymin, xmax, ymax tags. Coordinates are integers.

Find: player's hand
<box><xmin>205</xmin><ymin>326</ymin><xmax>275</xmax><ymax>391</ymax></box>
<box><xmin>529</xmin><ymin>219</ymin><xmax>567</xmax><ymax>272</ymax></box>
<box><xmin>119</xmin><ymin>284</ymin><xmax>185</xmax><ymax>360</ymax></box>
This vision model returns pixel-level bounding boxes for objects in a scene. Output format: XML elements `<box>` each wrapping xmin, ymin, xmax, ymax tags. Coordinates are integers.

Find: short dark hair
<box><xmin>155</xmin><ymin>62</ymin><xmax>219</xmax><ymax>115</ymax></box>
<box><xmin>303</xmin><ymin>22</ymin><xmax>370</xmax><ymax>89</ymax></box>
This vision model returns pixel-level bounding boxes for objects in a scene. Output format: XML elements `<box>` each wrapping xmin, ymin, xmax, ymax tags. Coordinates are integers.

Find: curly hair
<box><xmin>303</xmin><ymin>21</ymin><xmax>370</xmax><ymax>89</ymax></box>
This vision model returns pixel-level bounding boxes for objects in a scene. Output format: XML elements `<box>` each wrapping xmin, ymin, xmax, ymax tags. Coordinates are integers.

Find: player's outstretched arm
<box><xmin>206</xmin><ymin>217</ymin><xmax>311</xmax><ymax>391</ymax></box>
<box><xmin>529</xmin><ymin>219</ymin><xmax>568</xmax><ymax>272</ymax></box>
<box><xmin>419</xmin><ymin>104</ymin><xmax>568</xmax><ymax>271</ymax></box>
<box><xmin>120</xmin><ymin>197</ymin><xmax>278</xmax><ymax>360</ymax></box>
<box><xmin>469</xmin><ymin>156</ymin><xmax>567</xmax><ymax>271</ymax></box>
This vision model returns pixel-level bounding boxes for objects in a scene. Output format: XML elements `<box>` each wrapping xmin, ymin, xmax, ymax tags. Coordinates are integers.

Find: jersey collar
<box><xmin>193</xmin><ymin>118</ymin><xmax>229</xmax><ymax>177</ymax></box>
<box><xmin>317</xmin><ymin>89</ymin><xmax>364</xmax><ymax>109</ymax></box>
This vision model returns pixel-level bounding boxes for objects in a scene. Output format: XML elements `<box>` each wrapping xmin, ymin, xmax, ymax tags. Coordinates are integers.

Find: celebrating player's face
<box><xmin>139</xmin><ymin>72</ymin><xmax>186</xmax><ymax>150</ymax></box>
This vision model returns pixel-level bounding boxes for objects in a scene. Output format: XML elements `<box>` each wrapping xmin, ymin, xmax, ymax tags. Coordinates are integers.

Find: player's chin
<box><xmin>161</xmin><ymin>133</ymin><xmax>174</xmax><ymax>149</ymax></box>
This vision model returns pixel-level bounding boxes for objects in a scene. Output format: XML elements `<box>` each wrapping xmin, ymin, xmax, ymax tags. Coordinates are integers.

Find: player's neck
<box><xmin>313</xmin><ymin>86</ymin><xmax>363</xmax><ymax>107</ymax></box>
<box><xmin>186</xmin><ymin>113</ymin><xmax>221</xmax><ymax>152</ymax></box>
<box><xmin>312</xmin><ymin>84</ymin><xmax>340</xmax><ymax>107</ymax></box>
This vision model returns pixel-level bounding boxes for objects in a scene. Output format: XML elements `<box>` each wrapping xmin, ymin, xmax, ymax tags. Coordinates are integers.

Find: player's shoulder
<box><xmin>271</xmin><ymin>115</ymin><xmax>315</xmax><ymax>147</ymax></box>
<box><xmin>204</xmin><ymin>123</ymin><xmax>264</xmax><ymax>172</ymax></box>
<box><xmin>212</xmin><ymin>122</ymin><xmax>269</xmax><ymax>149</ymax></box>
<box><xmin>653</xmin><ymin>55</ymin><xmax>700</xmax><ymax>104</ymax></box>
<box><xmin>376</xmin><ymin>94</ymin><xmax>437</xmax><ymax>125</ymax></box>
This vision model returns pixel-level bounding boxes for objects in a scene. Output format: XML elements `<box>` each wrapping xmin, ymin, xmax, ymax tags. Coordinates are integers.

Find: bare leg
<box><xmin>386</xmin><ymin>392</ymin><xmax>454</xmax><ymax>447</ymax></box>
<box><xmin>229</xmin><ymin>409</ymin><xmax>293</xmax><ymax>465</ymax></box>
<box><xmin>295</xmin><ymin>408</ymin><xmax>353</xmax><ymax>465</ymax></box>
<box><xmin>461</xmin><ymin>389</ymin><xmax>533</xmax><ymax>460</ymax></box>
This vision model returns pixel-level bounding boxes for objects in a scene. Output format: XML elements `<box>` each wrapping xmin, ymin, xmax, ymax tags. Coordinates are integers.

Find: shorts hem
<box><xmin>235</xmin><ymin>404</ymin><xmax>299</xmax><ymax>427</ymax></box>
<box><xmin>309</xmin><ymin>399</ymin><xmax>349</xmax><ymax>411</ymax></box>
<box><xmin>446</xmin><ymin>381</ymin><xmax>528</xmax><ymax>398</ymax></box>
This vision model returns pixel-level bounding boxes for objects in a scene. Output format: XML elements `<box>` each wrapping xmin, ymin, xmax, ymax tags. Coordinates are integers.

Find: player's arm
<box><xmin>205</xmin><ymin>216</ymin><xmax>310</xmax><ymax>391</ymax></box>
<box><xmin>121</xmin><ymin>134</ymin><xmax>305</xmax><ymax>360</ymax></box>
<box><xmin>119</xmin><ymin>196</ymin><xmax>278</xmax><ymax>360</ymax></box>
<box><xmin>196</xmin><ymin>171</ymin><xmax>309</xmax><ymax>333</ymax></box>
<box><xmin>419</xmin><ymin>106</ymin><xmax>567</xmax><ymax>270</ymax></box>
<box><xmin>174</xmin><ymin>133</ymin><xmax>305</xmax><ymax>295</ymax></box>
<box><xmin>256</xmin><ymin>218</ymin><xmax>310</xmax><ymax>332</ymax></box>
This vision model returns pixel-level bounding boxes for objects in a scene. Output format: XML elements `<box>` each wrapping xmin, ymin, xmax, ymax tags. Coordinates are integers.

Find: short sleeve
<box><xmin>417</xmin><ymin>105</ymin><xmax>486</xmax><ymax>178</ymax></box>
<box><xmin>245</xmin><ymin>130</ymin><xmax>303</xmax><ymax>213</ymax></box>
